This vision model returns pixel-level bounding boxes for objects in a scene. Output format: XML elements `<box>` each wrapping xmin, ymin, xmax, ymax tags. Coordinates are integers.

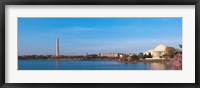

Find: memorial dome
<box><xmin>154</xmin><ymin>44</ymin><xmax>167</xmax><ymax>51</ymax></box>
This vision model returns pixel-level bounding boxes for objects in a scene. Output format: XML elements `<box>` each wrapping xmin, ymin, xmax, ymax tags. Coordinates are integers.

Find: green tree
<box><xmin>147</xmin><ymin>53</ymin><xmax>152</xmax><ymax>58</ymax></box>
<box><xmin>164</xmin><ymin>47</ymin><xmax>177</xmax><ymax>58</ymax></box>
<box><xmin>143</xmin><ymin>54</ymin><xmax>149</xmax><ymax>59</ymax></box>
<box><xmin>131</xmin><ymin>55</ymin><xmax>139</xmax><ymax>61</ymax></box>
<box><xmin>138</xmin><ymin>53</ymin><xmax>143</xmax><ymax>59</ymax></box>
<box><xmin>179</xmin><ymin>44</ymin><xmax>182</xmax><ymax>49</ymax></box>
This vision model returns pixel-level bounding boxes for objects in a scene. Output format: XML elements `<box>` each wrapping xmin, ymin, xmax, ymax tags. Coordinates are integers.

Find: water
<box><xmin>18</xmin><ymin>60</ymin><xmax>168</xmax><ymax>70</ymax></box>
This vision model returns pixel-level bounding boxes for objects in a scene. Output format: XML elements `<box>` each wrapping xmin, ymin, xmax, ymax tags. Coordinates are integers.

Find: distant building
<box><xmin>119</xmin><ymin>54</ymin><xmax>123</xmax><ymax>58</ymax></box>
<box><xmin>144</xmin><ymin>44</ymin><xmax>167</xmax><ymax>59</ymax></box>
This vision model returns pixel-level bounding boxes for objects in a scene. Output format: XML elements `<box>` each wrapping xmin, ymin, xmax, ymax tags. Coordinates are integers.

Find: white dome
<box><xmin>154</xmin><ymin>44</ymin><xmax>167</xmax><ymax>51</ymax></box>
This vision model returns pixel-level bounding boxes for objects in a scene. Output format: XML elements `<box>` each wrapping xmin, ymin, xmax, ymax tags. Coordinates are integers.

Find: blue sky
<box><xmin>18</xmin><ymin>18</ymin><xmax>182</xmax><ymax>55</ymax></box>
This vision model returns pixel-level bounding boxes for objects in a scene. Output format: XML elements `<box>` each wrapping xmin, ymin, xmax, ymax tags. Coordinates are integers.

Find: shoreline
<box><xmin>18</xmin><ymin>58</ymin><xmax>170</xmax><ymax>64</ymax></box>
<box><xmin>117</xmin><ymin>59</ymin><xmax>170</xmax><ymax>64</ymax></box>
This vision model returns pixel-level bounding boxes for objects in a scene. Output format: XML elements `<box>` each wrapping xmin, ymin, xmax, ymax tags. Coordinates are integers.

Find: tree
<box><xmin>179</xmin><ymin>44</ymin><xmax>182</xmax><ymax>49</ymax></box>
<box><xmin>137</xmin><ymin>53</ymin><xmax>143</xmax><ymax>59</ymax></box>
<box><xmin>167</xmin><ymin>53</ymin><xmax>182</xmax><ymax>70</ymax></box>
<box><xmin>131</xmin><ymin>55</ymin><xmax>139</xmax><ymax>61</ymax></box>
<box><xmin>147</xmin><ymin>53</ymin><xmax>152</xmax><ymax>58</ymax></box>
<box><xmin>143</xmin><ymin>53</ymin><xmax>150</xmax><ymax>59</ymax></box>
<box><xmin>164</xmin><ymin>47</ymin><xmax>177</xmax><ymax>58</ymax></box>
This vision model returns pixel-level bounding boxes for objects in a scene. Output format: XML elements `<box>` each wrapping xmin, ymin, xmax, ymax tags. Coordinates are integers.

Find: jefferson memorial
<box><xmin>144</xmin><ymin>44</ymin><xmax>167</xmax><ymax>59</ymax></box>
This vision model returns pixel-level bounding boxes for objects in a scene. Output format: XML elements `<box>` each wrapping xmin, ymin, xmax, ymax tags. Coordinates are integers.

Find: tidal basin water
<box><xmin>18</xmin><ymin>60</ymin><xmax>169</xmax><ymax>70</ymax></box>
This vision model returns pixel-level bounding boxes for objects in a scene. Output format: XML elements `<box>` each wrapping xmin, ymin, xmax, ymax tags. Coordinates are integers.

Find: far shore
<box><xmin>18</xmin><ymin>57</ymin><xmax>171</xmax><ymax>64</ymax></box>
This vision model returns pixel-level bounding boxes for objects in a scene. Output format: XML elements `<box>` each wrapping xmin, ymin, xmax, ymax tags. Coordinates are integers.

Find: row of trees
<box><xmin>18</xmin><ymin>54</ymin><xmax>117</xmax><ymax>60</ymax></box>
<box><xmin>18</xmin><ymin>55</ymin><xmax>53</xmax><ymax>60</ymax></box>
<box><xmin>163</xmin><ymin>46</ymin><xmax>182</xmax><ymax>59</ymax></box>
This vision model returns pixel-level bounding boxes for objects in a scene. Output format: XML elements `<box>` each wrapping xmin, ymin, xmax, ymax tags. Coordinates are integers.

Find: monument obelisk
<box><xmin>56</xmin><ymin>38</ymin><xmax>59</xmax><ymax>60</ymax></box>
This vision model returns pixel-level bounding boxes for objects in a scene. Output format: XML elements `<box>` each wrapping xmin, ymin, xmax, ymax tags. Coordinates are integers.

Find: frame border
<box><xmin>0</xmin><ymin>0</ymin><xmax>200</xmax><ymax>88</ymax></box>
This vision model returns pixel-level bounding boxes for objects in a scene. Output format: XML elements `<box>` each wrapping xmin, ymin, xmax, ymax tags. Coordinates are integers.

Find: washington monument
<box><xmin>56</xmin><ymin>38</ymin><xmax>59</xmax><ymax>58</ymax></box>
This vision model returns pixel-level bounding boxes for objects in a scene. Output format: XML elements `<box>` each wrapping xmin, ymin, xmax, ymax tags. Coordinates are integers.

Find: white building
<box><xmin>145</xmin><ymin>44</ymin><xmax>167</xmax><ymax>60</ymax></box>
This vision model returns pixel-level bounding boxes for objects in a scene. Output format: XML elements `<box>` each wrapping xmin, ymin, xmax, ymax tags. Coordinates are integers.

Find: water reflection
<box><xmin>149</xmin><ymin>63</ymin><xmax>167</xmax><ymax>70</ymax></box>
<box><xmin>55</xmin><ymin>60</ymin><xmax>60</xmax><ymax>70</ymax></box>
<box><xmin>18</xmin><ymin>60</ymin><xmax>170</xmax><ymax>70</ymax></box>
